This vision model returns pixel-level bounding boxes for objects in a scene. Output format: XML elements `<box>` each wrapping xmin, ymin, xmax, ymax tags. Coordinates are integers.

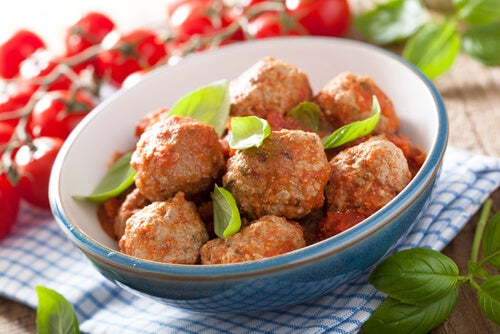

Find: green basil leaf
<box><xmin>36</xmin><ymin>286</ymin><xmax>80</xmax><ymax>334</ymax></box>
<box><xmin>403</xmin><ymin>21</ymin><xmax>461</xmax><ymax>80</ymax></box>
<box><xmin>482</xmin><ymin>211</ymin><xmax>500</xmax><ymax>268</ymax></box>
<box><xmin>322</xmin><ymin>95</ymin><xmax>380</xmax><ymax>149</ymax></box>
<box><xmin>453</xmin><ymin>0</ymin><xmax>500</xmax><ymax>25</ymax></box>
<box><xmin>287</xmin><ymin>101</ymin><xmax>320</xmax><ymax>131</ymax></box>
<box><xmin>80</xmin><ymin>152</ymin><xmax>135</xmax><ymax>202</ymax></box>
<box><xmin>211</xmin><ymin>184</ymin><xmax>241</xmax><ymax>238</ymax></box>
<box><xmin>354</xmin><ymin>0</ymin><xmax>426</xmax><ymax>45</ymax></box>
<box><xmin>229</xmin><ymin>116</ymin><xmax>271</xmax><ymax>150</ymax></box>
<box><xmin>477</xmin><ymin>275</ymin><xmax>500</xmax><ymax>325</ymax></box>
<box><xmin>169</xmin><ymin>79</ymin><xmax>230</xmax><ymax>137</ymax></box>
<box><xmin>463</xmin><ymin>21</ymin><xmax>500</xmax><ymax>66</ymax></box>
<box><xmin>368</xmin><ymin>247</ymin><xmax>461</xmax><ymax>306</ymax></box>
<box><xmin>362</xmin><ymin>289</ymin><xmax>459</xmax><ymax>334</ymax></box>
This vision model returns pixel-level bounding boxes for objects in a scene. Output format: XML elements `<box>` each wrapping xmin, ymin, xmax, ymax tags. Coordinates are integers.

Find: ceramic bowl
<box><xmin>49</xmin><ymin>36</ymin><xmax>448</xmax><ymax>314</ymax></box>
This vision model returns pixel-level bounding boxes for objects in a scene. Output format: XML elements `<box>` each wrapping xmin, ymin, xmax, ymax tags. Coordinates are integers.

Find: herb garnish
<box><xmin>36</xmin><ymin>286</ymin><xmax>80</xmax><ymax>334</ymax></box>
<box><xmin>363</xmin><ymin>199</ymin><xmax>500</xmax><ymax>333</ymax></box>
<box><xmin>211</xmin><ymin>184</ymin><xmax>241</xmax><ymax>238</ymax></box>
<box><xmin>287</xmin><ymin>101</ymin><xmax>321</xmax><ymax>131</ymax></box>
<box><xmin>229</xmin><ymin>116</ymin><xmax>271</xmax><ymax>150</ymax></box>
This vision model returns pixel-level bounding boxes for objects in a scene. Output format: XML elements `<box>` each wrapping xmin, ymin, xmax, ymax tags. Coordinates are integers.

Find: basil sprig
<box><xmin>287</xmin><ymin>101</ymin><xmax>320</xmax><ymax>131</ymax></box>
<box><xmin>229</xmin><ymin>116</ymin><xmax>271</xmax><ymax>150</ymax></box>
<box><xmin>80</xmin><ymin>152</ymin><xmax>136</xmax><ymax>202</ymax></box>
<box><xmin>169</xmin><ymin>79</ymin><xmax>231</xmax><ymax>137</ymax></box>
<box><xmin>36</xmin><ymin>286</ymin><xmax>80</xmax><ymax>334</ymax></box>
<box><xmin>211</xmin><ymin>184</ymin><xmax>241</xmax><ymax>238</ymax></box>
<box><xmin>354</xmin><ymin>0</ymin><xmax>500</xmax><ymax>79</ymax></box>
<box><xmin>363</xmin><ymin>199</ymin><xmax>500</xmax><ymax>333</ymax></box>
<box><xmin>322</xmin><ymin>95</ymin><xmax>380</xmax><ymax>149</ymax></box>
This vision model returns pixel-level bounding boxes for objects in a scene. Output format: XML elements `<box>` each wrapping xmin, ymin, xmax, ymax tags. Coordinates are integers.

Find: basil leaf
<box><xmin>468</xmin><ymin>260</ymin><xmax>490</xmax><ymax>280</ymax></box>
<box><xmin>287</xmin><ymin>101</ymin><xmax>320</xmax><ymax>131</ymax></box>
<box><xmin>403</xmin><ymin>21</ymin><xmax>461</xmax><ymax>80</ymax></box>
<box><xmin>169</xmin><ymin>79</ymin><xmax>230</xmax><ymax>137</ymax></box>
<box><xmin>229</xmin><ymin>116</ymin><xmax>271</xmax><ymax>150</ymax></box>
<box><xmin>477</xmin><ymin>276</ymin><xmax>500</xmax><ymax>325</ymax></box>
<box><xmin>453</xmin><ymin>0</ymin><xmax>500</xmax><ymax>25</ymax></box>
<box><xmin>362</xmin><ymin>289</ymin><xmax>459</xmax><ymax>334</ymax></box>
<box><xmin>81</xmin><ymin>152</ymin><xmax>135</xmax><ymax>202</ymax></box>
<box><xmin>354</xmin><ymin>0</ymin><xmax>426</xmax><ymax>45</ymax></box>
<box><xmin>482</xmin><ymin>211</ymin><xmax>500</xmax><ymax>268</ymax></box>
<box><xmin>463</xmin><ymin>21</ymin><xmax>500</xmax><ymax>66</ymax></box>
<box><xmin>211</xmin><ymin>184</ymin><xmax>241</xmax><ymax>238</ymax></box>
<box><xmin>368</xmin><ymin>247</ymin><xmax>461</xmax><ymax>306</ymax></box>
<box><xmin>36</xmin><ymin>286</ymin><xmax>80</xmax><ymax>334</ymax></box>
<box><xmin>322</xmin><ymin>95</ymin><xmax>380</xmax><ymax>149</ymax></box>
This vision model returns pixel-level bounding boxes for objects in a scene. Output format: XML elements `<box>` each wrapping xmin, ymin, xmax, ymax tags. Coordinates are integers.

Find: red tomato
<box><xmin>28</xmin><ymin>89</ymin><xmax>95</xmax><ymax>140</ymax></box>
<box><xmin>0</xmin><ymin>29</ymin><xmax>45</xmax><ymax>79</ymax></box>
<box><xmin>247</xmin><ymin>11</ymin><xmax>303</xmax><ymax>39</ymax></box>
<box><xmin>65</xmin><ymin>11</ymin><xmax>115</xmax><ymax>56</ymax></box>
<box><xmin>167</xmin><ymin>0</ymin><xmax>227</xmax><ymax>41</ymax></box>
<box><xmin>96</xmin><ymin>29</ymin><xmax>167</xmax><ymax>86</ymax></box>
<box><xmin>0</xmin><ymin>84</ymin><xmax>36</xmax><ymax>128</ymax></box>
<box><xmin>285</xmin><ymin>0</ymin><xmax>351</xmax><ymax>37</ymax></box>
<box><xmin>0</xmin><ymin>122</ymin><xmax>15</xmax><ymax>153</ymax></box>
<box><xmin>14</xmin><ymin>136</ymin><xmax>63</xmax><ymax>210</ymax></box>
<box><xmin>0</xmin><ymin>173</ymin><xmax>20</xmax><ymax>239</ymax></box>
<box><xmin>20</xmin><ymin>50</ymin><xmax>72</xmax><ymax>91</ymax></box>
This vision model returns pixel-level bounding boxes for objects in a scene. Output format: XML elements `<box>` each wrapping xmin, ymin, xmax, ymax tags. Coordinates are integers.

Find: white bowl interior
<box><xmin>52</xmin><ymin>37</ymin><xmax>440</xmax><ymax>251</ymax></box>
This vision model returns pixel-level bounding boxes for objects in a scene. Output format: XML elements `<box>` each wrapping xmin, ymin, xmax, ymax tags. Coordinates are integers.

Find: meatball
<box><xmin>314</xmin><ymin>72</ymin><xmax>399</xmax><ymax>134</ymax></box>
<box><xmin>200</xmin><ymin>215</ymin><xmax>306</xmax><ymax>264</ymax></box>
<box><xmin>325</xmin><ymin>135</ymin><xmax>411</xmax><ymax>213</ymax></box>
<box><xmin>119</xmin><ymin>192</ymin><xmax>209</xmax><ymax>264</ymax></box>
<box><xmin>223</xmin><ymin>129</ymin><xmax>329</xmax><ymax>219</ymax></box>
<box><xmin>230</xmin><ymin>56</ymin><xmax>313</xmax><ymax>119</ymax></box>
<box><xmin>114</xmin><ymin>188</ymin><xmax>151</xmax><ymax>240</ymax></box>
<box><xmin>131</xmin><ymin>115</ymin><xmax>225</xmax><ymax>202</ymax></box>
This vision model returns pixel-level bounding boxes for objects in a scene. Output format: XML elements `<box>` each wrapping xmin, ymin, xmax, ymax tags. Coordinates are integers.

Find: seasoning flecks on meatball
<box><xmin>131</xmin><ymin>115</ymin><xmax>225</xmax><ymax>202</ymax></box>
<box><xmin>223</xmin><ymin>129</ymin><xmax>330</xmax><ymax>220</ymax></box>
<box><xmin>119</xmin><ymin>192</ymin><xmax>209</xmax><ymax>264</ymax></box>
<box><xmin>230</xmin><ymin>56</ymin><xmax>313</xmax><ymax>119</ymax></box>
<box><xmin>314</xmin><ymin>72</ymin><xmax>399</xmax><ymax>134</ymax></box>
<box><xmin>200</xmin><ymin>215</ymin><xmax>306</xmax><ymax>265</ymax></box>
<box><xmin>325</xmin><ymin>135</ymin><xmax>411</xmax><ymax>213</ymax></box>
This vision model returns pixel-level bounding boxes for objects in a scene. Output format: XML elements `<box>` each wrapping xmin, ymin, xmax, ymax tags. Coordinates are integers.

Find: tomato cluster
<box><xmin>0</xmin><ymin>0</ymin><xmax>351</xmax><ymax>239</ymax></box>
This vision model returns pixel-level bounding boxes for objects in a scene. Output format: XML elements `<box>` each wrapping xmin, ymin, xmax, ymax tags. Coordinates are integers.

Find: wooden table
<box><xmin>1</xmin><ymin>51</ymin><xmax>500</xmax><ymax>333</ymax></box>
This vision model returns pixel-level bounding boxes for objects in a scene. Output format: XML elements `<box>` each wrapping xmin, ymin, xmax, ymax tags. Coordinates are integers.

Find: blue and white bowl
<box><xmin>49</xmin><ymin>36</ymin><xmax>448</xmax><ymax>313</ymax></box>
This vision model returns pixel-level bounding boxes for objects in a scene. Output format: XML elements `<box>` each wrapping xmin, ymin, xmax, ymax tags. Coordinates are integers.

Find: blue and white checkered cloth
<box><xmin>1</xmin><ymin>147</ymin><xmax>500</xmax><ymax>334</ymax></box>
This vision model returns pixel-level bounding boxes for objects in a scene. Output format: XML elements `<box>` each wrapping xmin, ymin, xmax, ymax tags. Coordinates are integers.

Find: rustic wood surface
<box><xmin>1</xmin><ymin>52</ymin><xmax>500</xmax><ymax>333</ymax></box>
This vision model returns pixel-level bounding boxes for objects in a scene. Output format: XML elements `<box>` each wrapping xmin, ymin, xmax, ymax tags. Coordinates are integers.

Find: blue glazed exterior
<box><xmin>50</xmin><ymin>37</ymin><xmax>448</xmax><ymax>314</ymax></box>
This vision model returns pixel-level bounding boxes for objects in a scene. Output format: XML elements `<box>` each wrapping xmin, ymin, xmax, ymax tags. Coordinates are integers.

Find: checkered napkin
<box><xmin>1</xmin><ymin>147</ymin><xmax>500</xmax><ymax>334</ymax></box>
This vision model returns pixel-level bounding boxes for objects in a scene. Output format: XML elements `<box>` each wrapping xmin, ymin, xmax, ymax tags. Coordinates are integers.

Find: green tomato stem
<box><xmin>471</xmin><ymin>199</ymin><xmax>492</xmax><ymax>263</ymax></box>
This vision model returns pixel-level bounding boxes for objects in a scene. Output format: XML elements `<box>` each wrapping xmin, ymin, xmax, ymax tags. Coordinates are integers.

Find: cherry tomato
<box><xmin>0</xmin><ymin>84</ymin><xmax>36</xmax><ymax>128</ymax></box>
<box><xmin>0</xmin><ymin>29</ymin><xmax>45</xmax><ymax>79</ymax></box>
<box><xmin>0</xmin><ymin>173</ymin><xmax>20</xmax><ymax>239</ymax></box>
<box><xmin>0</xmin><ymin>122</ymin><xmax>15</xmax><ymax>153</ymax></box>
<box><xmin>285</xmin><ymin>0</ymin><xmax>351</xmax><ymax>37</ymax></box>
<box><xmin>247</xmin><ymin>11</ymin><xmax>303</xmax><ymax>39</ymax></box>
<box><xmin>14</xmin><ymin>136</ymin><xmax>63</xmax><ymax>210</ymax></box>
<box><xmin>20</xmin><ymin>50</ymin><xmax>72</xmax><ymax>91</ymax></box>
<box><xmin>65</xmin><ymin>11</ymin><xmax>115</xmax><ymax>56</ymax></box>
<box><xmin>28</xmin><ymin>89</ymin><xmax>95</xmax><ymax>140</ymax></box>
<box><xmin>96</xmin><ymin>29</ymin><xmax>168</xmax><ymax>86</ymax></box>
<box><xmin>167</xmin><ymin>0</ymin><xmax>227</xmax><ymax>41</ymax></box>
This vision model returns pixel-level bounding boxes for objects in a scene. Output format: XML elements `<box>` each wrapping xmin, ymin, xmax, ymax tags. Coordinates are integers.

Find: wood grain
<box><xmin>1</xmin><ymin>52</ymin><xmax>499</xmax><ymax>334</ymax></box>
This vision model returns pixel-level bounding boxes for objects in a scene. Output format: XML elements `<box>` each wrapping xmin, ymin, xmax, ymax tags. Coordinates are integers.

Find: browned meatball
<box><xmin>325</xmin><ymin>135</ymin><xmax>411</xmax><ymax>213</ymax></box>
<box><xmin>230</xmin><ymin>56</ymin><xmax>313</xmax><ymax>119</ymax></box>
<box><xmin>223</xmin><ymin>129</ymin><xmax>329</xmax><ymax>219</ymax></box>
<box><xmin>314</xmin><ymin>72</ymin><xmax>399</xmax><ymax>134</ymax></box>
<box><xmin>131</xmin><ymin>115</ymin><xmax>225</xmax><ymax>202</ymax></box>
<box><xmin>119</xmin><ymin>192</ymin><xmax>209</xmax><ymax>264</ymax></box>
<box><xmin>200</xmin><ymin>215</ymin><xmax>306</xmax><ymax>264</ymax></box>
<box><xmin>114</xmin><ymin>188</ymin><xmax>151</xmax><ymax>240</ymax></box>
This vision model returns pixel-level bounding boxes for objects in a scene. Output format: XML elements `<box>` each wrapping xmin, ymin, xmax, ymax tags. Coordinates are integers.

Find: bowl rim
<box><xmin>49</xmin><ymin>36</ymin><xmax>449</xmax><ymax>279</ymax></box>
